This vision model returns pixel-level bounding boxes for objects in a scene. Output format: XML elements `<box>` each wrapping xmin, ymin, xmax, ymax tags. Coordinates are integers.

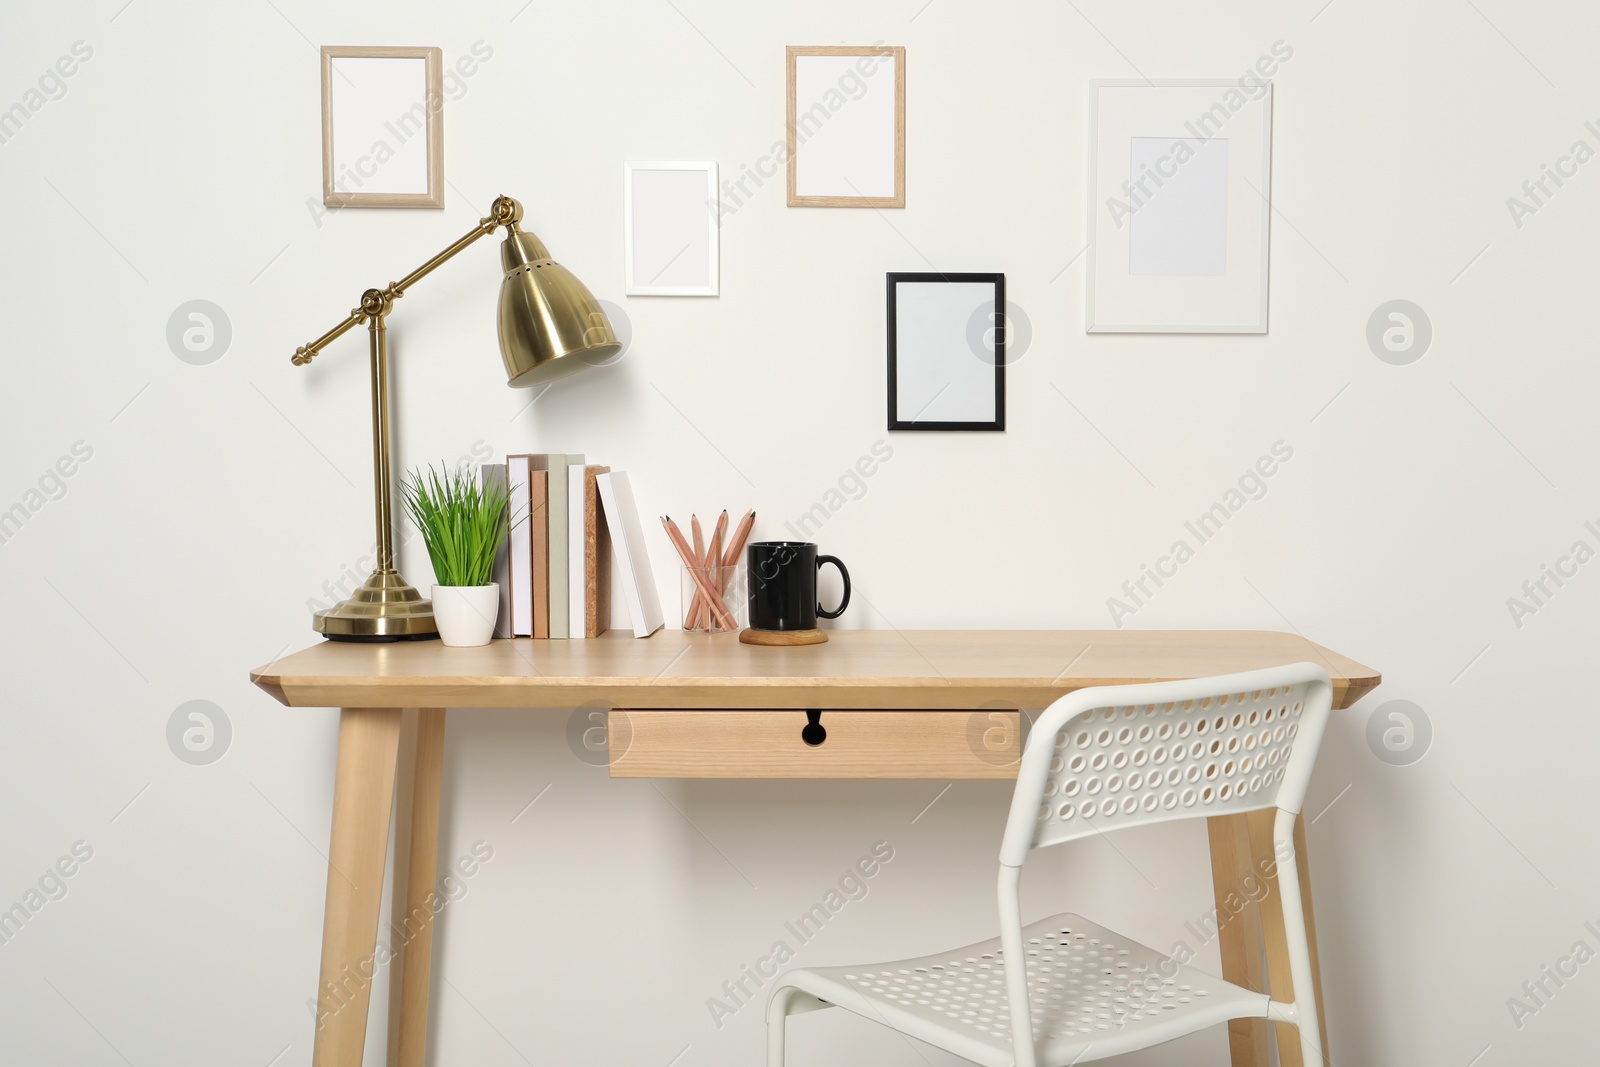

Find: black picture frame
<box><xmin>886</xmin><ymin>272</ymin><xmax>1006</xmax><ymax>432</ymax></box>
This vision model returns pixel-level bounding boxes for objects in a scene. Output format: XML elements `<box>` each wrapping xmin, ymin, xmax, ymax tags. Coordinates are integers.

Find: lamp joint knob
<box><xmin>359</xmin><ymin>289</ymin><xmax>392</xmax><ymax>317</ymax></box>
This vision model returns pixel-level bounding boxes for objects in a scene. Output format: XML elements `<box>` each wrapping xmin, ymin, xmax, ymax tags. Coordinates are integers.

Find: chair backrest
<box><xmin>999</xmin><ymin>662</ymin><xmax>1334</xmax><ymax>867</ymax></box>
<box><xmin>994</xmin><ymin>664</ymin><xmax>1335</xmax><ymax>1067</ymax></box>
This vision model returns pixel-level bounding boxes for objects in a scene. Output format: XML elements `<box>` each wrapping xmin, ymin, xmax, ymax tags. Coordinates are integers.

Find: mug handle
<box><xmin>815</xmin><ymin>555</ymin><xmax>851</xmax><ymax>620</ymax></box>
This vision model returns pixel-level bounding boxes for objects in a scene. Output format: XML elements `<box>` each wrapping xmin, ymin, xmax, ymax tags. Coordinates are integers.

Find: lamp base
<box><xmin>313</xmin><ymin>569</ymin><xmax>439</xmax><ymax>641</ymax></box>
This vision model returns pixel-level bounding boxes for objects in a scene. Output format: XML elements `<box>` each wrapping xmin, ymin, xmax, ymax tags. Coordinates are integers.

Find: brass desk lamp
<box><xmin>291</xmin><ymin>195</ymin><xmax>620</xmax><ymax>640</ymax></box>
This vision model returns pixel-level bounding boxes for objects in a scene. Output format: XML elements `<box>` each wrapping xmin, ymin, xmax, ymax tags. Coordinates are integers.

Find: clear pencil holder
<box><xmin>680</xmin><ymin>564</ymin><xmax>746</xmax><ymax>634</ymax></box>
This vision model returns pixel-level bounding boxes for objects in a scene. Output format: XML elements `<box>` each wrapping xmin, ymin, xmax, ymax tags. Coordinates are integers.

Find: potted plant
<box><xmin>402</xmin><ymin>464</ymin><xmax>516</xmax><ymax>646</ymax></box>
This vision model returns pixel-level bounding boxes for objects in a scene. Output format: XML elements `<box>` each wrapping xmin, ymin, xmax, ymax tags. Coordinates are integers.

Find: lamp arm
<box><xmin>291</xmin><ymin>195</ymin><xmax>524</xmax><ymax>365</ymax></box>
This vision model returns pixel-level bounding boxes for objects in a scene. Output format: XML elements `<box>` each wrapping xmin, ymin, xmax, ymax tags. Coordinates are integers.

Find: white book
<box><xmin>569</xmin><ymin>467</ymin><xmax>587</xmax><ymax>639</ymax></box>
<box><xmin>504</xmin><ymin>456</ymin><xmax>533</xmax><ymax>637</ymax></box>
<box><xmin>597</xmin><ymin>471</ymin><xmax>663</xmax><ymax>638</ymax></box>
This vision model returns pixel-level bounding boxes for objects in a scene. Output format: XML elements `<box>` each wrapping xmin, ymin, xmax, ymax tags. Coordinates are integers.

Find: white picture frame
<box><xmin>1086</xmin><ymin>80</ymin><xmax>1272</xmax><ymax>333</ymax></box>
<box><xmin>321</xmin><ymin>46</ymin><xmax>444</xmax><ymax>208</ymax></box>
<box><xmin>623</xmin><ymin>162</ymin><xmax>719</xmax><ymax>296</ymax></box>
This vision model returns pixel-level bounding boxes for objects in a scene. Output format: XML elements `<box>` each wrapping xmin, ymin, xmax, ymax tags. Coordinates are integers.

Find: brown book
<box><xmin>530</xmin><ymin>470</ymin><xmax>550</xmax><ymax>639</ymax></box>
<box><xmin>583</xmin><ymin>465</ymin><xmax>612</xmax><ymax>637</ymax></box>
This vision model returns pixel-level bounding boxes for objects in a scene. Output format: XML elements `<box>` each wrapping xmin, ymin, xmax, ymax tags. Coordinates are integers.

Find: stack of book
<box><xmin>482</xmin><ymin>455</ymin><xmax>663</xmax><ymax>639</ymax></box>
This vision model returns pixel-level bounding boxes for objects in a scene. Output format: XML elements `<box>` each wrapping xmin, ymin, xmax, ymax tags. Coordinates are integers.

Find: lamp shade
<box><xmin>497</xmin><ymin>229</ymin><xmax>621</xmax><ymax>388</ymax></box>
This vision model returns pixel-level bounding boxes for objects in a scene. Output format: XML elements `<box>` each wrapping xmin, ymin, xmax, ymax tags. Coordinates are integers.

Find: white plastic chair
<box><xmin>767</xmin><ymin>663</ymin><xmax>1333</xmax><ymax>1067</ymax></box>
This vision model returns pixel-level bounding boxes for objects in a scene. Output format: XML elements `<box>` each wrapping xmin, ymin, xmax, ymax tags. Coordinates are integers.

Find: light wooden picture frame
<box><xmin>321</xmin><ymin>46</ymin><xmax>444</xmax><ymax>208</ymax></box>
<box><xmin>786</xmin><ymin>45</ymin><xmax>906</xmax><ymax>208</ymax></box>
<box><xmin>624</xmin><ymin>162</ymin><xmax>719</xmax><ymax>296</ymax></box>
<box><xmin>1086</xmin><ymin>80</ymin><xmax>1272</xmax><ymax>333</ymax></box>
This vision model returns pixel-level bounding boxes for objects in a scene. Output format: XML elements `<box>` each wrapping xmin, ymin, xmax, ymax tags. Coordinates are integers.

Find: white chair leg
<box><xmin>766</xmin><ymin>982</ymin><xmax>835</xmax><ymax>1066</ymax></box>
<box><xmin>1274</xmin><ymin>809</ymin><xmax>1326</xmax><ymax>1067</ymax></box>
<box><xmin>1298</xmin><ymin>1021</ymin><xmax>1324</xmax><ymax>1067</ymax></box>
<box><xmin>767</xmin><ymin>984</ymin><xmax>801</xmax><ymax>1067</ymax></box>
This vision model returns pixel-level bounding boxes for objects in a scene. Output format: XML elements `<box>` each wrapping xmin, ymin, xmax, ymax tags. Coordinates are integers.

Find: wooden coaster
<box><xmin>739</xmin><ymin>627</ymin><xmax>827</xmax><ymax>646</ymax></box>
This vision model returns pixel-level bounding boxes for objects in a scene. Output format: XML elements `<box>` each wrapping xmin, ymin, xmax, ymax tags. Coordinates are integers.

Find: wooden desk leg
<box><xmin>387</xmin><ymin>709</ymin><xmax>446</xmax><ymax>1067</ymax></box>
<box><xmin>1210</xmin><ymin>810</ymin><xmax>1333</xmax><ymax>1067</ymax></box>
<box><xmin>1208</xmin><ymin>813</ymin><xmax>1270</xmax><ymax>1066</ymax></box>
<box><xmin>312</xmin><ymin>707</ymin><xmax>403</xmax><ymax>1067</ymax></box>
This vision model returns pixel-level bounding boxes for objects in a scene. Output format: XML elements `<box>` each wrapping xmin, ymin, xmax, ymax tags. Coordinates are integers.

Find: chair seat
<box><xmin>778</xmin><ymin>912</ymin><xmax>1269</xmax><ymax>1066</ymax></box>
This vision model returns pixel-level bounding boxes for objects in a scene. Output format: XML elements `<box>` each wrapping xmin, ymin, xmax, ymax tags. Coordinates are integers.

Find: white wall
<box><xmin>2</xmin><ymin>0</ymin><xmax>1595</xmax><ymax>1063</ymax></box>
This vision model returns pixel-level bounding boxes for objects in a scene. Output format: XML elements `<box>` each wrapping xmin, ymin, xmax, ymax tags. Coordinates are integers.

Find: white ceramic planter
<box><xmin>431</xmin><ymin>584</ymin><xmax>499</xmax><ymax>647</ymax></box>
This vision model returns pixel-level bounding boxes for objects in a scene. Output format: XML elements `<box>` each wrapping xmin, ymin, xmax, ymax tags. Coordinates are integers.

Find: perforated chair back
<box><xmin>1000</xmin><ymin>663</ymin><xmax>1333</xmax><ymax>866</ymax></box>
<box><xmin>994</xmin><ymin>663</ymin><xmax>1334</xmax><ymax>1067</ymax></box>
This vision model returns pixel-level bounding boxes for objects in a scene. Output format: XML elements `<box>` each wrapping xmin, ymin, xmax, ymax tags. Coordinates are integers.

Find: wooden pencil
<box><xmin>706</xmin><ymin>510</ymin><xmax>727</xmax><ymax>628</ymax></box>
<box><xmin>690</xmin><ymin>515</ymin><xmax>706</xmax><ymax>628</ymax></box>
<box><xmin>689</xmin><ymin>510</ymin><xmax>730</xmax><ymax>629</ymax></box>
<box><xmin>720</xmin><ymin>509</ymin><xmax>755</xmax><ymax>569</ymax></box>
<box><xmin>714</xmin><ymin>509</ymin><xmax>754</xmax><ymax>628</ymax></box>
<box><xmin>662</xmin><ymin>516</ymin><xmax>735</xmax><ymax>628</ymax></box>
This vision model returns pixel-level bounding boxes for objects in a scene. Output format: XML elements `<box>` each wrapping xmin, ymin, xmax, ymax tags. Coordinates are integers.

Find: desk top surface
<box><xmin>252</xmin><ymin>629</ymin><xmax>1380</xmax><ymax>710</ymax></box>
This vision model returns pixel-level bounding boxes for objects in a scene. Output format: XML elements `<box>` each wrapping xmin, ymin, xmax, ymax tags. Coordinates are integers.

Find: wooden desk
<box><xmin>253</xmin><ymin>629</ymin><xmax>1379</xmax><ymax>1067</ymax></box>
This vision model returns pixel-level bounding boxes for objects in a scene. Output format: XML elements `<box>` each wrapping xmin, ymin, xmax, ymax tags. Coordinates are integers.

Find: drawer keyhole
<box><xmin>802</xmin><ymin>710</ymin><xmax>826</xmax><ymax>747</ymax></box>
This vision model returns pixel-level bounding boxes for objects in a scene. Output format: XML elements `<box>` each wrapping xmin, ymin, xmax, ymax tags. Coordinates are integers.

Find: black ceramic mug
<box><xmin>746</xmin><ymin>541</ymin><xmax>851</xmax><ymax>631</ymax></box>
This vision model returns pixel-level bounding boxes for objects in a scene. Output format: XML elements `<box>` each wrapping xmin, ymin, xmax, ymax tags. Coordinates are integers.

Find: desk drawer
<box><xmin>607</xmin><ymin>709</ymin><xmax>1021</xmax><ymax>779</ymax></box>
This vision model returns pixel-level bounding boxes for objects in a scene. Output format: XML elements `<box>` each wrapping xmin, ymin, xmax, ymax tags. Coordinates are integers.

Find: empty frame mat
<box><xmin>321</xmin><ymin>46</ymin><xmax>443</xmax><ymax>207</ymax></box>
<box><xmin>1087</xmin><ymin>81</ymin><xmax>1272</xmax><ymax>333</ymax></box>
<box><xmin>625</xmin><ymin>162</ymin><xmax>718</xmax><ymax>295</ymax></box>
<box><xmin>787</xmin><ymin>46</ymin><xmax>905</xmax><ymax>207</ymax></box>
<box><xmin>888</xmin><ymin>273</ymin><xmax>1004</xmax><ymax>431</ymax></box>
